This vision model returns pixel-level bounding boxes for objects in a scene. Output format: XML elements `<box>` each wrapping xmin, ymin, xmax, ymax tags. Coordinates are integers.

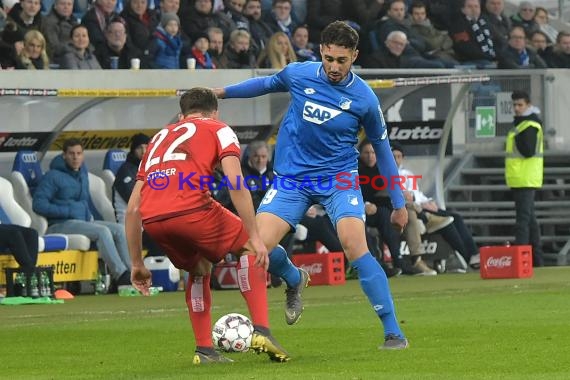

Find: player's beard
<box><xmin>325</xmin><ymin>68</ymin><xmax>343</xmax><ymax>83</ymax></box>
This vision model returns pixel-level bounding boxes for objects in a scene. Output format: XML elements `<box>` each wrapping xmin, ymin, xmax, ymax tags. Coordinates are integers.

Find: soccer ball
<box><xmin>212</xmin><ymin>313</ymin><xmax>254</xmax><ymax>352</ymax></box>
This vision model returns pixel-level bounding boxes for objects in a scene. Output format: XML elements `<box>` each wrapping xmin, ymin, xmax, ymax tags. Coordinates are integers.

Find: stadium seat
<box><xmin>10</xmin><ymin>151</ymin><xmax>45</xmax><ymax>233</ymax></box>
<box><xmin>0</xmin><ymin>176</ymin><xmax>90</xmax><ymax>252</ymax></box>
<box><xmin>88</xmin><ymin>172</ymin><xmax>117</xmax><ymax>223</ymax></box>
<box><xmin>101</xmin><ymin>149</ymin><xmax>127</xmax><ymax>201</ymax></box>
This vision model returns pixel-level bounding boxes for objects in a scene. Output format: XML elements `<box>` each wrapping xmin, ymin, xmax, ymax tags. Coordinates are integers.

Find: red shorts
<box><xmin>143</xmin><ymin>202</ymin><xmax>249</xmax><ymax>271</ymax></box>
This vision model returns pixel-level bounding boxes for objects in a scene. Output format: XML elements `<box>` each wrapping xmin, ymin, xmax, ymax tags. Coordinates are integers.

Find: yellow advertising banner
<box><xmin>50</xmin><ymin>129</ymin><xmax>160</xmax><ymax>151</ymax></box>
<box><xmin>0</xmin><ymin>251</ymin><xmax>99</xmax><ymax>284</ymax></box>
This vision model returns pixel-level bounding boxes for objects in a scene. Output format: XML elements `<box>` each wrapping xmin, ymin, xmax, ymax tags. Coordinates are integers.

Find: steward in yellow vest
<box><xmin>505</xmin><ymin>109</ymin><xmax>544</xmax><ymax>188</ymax></box>
<box><xmin>505</xmin><ymin>90</ymin><xmax>544</xmax><ymax>267</ymax></box>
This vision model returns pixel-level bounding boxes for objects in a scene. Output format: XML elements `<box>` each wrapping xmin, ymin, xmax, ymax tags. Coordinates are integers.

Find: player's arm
<box><xmin>213</xmin><ymin>70</ymin><xmax>288</xmax><ymax>99</ymax></box>
<box><xmin>362</xmin><ymin>96</ymin><xmax>408</xmax><ymax>229</ymax></box>
<box><xmin>220</xmin><ymin>154</ymin><xmax>269</xmax><ymax>269</ymax></box>
<box><xmin>125</xmin><ymin>180</ymin><xmax>152</xmax><ymax>295</ymax></box>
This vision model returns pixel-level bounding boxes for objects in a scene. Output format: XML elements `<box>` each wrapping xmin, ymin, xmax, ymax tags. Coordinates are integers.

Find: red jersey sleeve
<box><xmin>214</xmin><ymin>124</ymin><xmax>241</xmax><ymax>161</ymax></box>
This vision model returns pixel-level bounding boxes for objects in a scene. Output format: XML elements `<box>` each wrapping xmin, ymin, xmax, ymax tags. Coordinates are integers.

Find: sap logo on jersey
<box><xmin>303</xmin><ymin>101</ymin><xmax>341</xmax><ymax>125</ymax></box>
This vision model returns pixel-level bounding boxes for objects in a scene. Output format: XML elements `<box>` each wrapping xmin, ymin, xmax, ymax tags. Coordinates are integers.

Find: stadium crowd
<box><xmin>1</xmin><ymin>0</ymin><xmax>570</xmax><ymax>70</ymax></box>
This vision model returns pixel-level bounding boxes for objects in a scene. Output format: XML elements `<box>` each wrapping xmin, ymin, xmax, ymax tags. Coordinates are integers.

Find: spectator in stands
<box><xmin>358</xmin><ymin>140</ymin><xmax>428</xmax><ymax>275</ymax></box>
<box><xmin>15</xmin><ymin>29</ymin><xmax>50</xmax><ymax>69</ymax></box>
<box><xmin>510</xmin><ymin>1</ymin><xmax>538</xmax><ymax>38</ymax></box>
<box><xmin>498</xmin><ymin>26</ymin><xmax>547</xmax><ymax>69</ymax></box>
<box><xmin>371</xmin><ymin>0</ymin><xmax>427</xmax><ymax>57</ymax></box>
<box><xmin>186</xmin><ymin>32</ymin><xmax>216</xmax><ymax>68</ymax></box>
<box><xmin>264</xmin><ymin>0</ymin><xmax>297</xmax><ymax>38</ymax></box>
<box><xmin>41</xmin><ymin>0</ymin><xmax>78</xmax><ymax>64</ymax></box>
<box><xmin>305</xmin><ymin>0</ymin><xmax>343</xmax><ymax>45</ymax></box>
<box><xmin>257</xmin><ymin>30</ymin><xmax>296</xmax><ymax>68</ymax></box>
<box><xmin>406</xmin><ymin>1</ymin><xmax>458</xmax><ymax>65</ymax></box>
<box><xmin>534</xmin><ymin>7</ymin><xmax>558</xmax><ymax>45</ymax></box>
<box><xmin>0</xmin><ymin>20</ymin><xmax>24</xmax><ymax>68</ymax></box>
<box><xmin>218</xmin><ymin>28</ymin><xmax>256</xmax><ymax>68</ymax></box>
<box><xmin>291</xmin><ymin>24</ymin><xmax>318</xmax><ymax>62</ymax></box>
<box><xmin>95</xmin><ymin>16</ymin><xmax>150</xmax><ymax>69</ymax></box>
<box><xmin>448</xmin><ymin>0</ymin><xmax>497</xmax><ymax>68</ymax></box>
<box><xmin>342</xmin><ymin>0</ymin><xmax>385</xmax><ymax>33</ymax></box>
<box><xmin>32</xmin><ymin>138</ymin><xmax>132</xmax><ymax>289</ymax></box>
<box><xmin>179</xmin><ymin>0</ymin><xmax>233</xmax><ymax>43</ymax></box>
<box><xmin>506</xmin><ymin>90</ymin><xmax>544</xmax><ymax>266</ymax></box>
<box><xmin>363</xmin><ymin>30</ymin><xmax>447</xmax><ymax>68</ymax></box>
<box><xmin>157</xmin><ymin>0</ymin><xmax>179</xmax><ymax>16</ymax></box>
<box><xmin>482</xmin><ymin>0</ymin><xmax>510</xmax><ymax>52</ymax></box>
<box><xmin>0</xmin><ymin>223</ymin><xmax>38</xmax><ymax>273</ymax></box>
<box><xmin>81</xmin><ymin>0</ymin><xmax>119</xmax><ymax>51</ymax></box>
<box><xmin>243</xmin><ymin>0</ymin><xmax>273</xmax><ymax>58</ymax></box>
<box><xmin>149</xmin><ymin>12</ymin><xmax>182</xmax><ymax>69</ymax></box>
<box><xmin>7</xmin><ymin>0</ymin><xmax>43</xmax><ymax>36</ymax></box>
<box><xmin>543</xmin><ymin>31</ymin><xmax>570</xmax><ymax>68</ymax></box>
<box><xmin>390</xmin><ymin>142</ymin><xmax>481</xmax><ymax>268</ymax></box>
<box><xmin>218</xmin><ymin>0</ymin><xmax>248</xmax><ymax>31</ymax></box>
<box><xmin>206</xmin><ymin>26</ymin><xmax>225</xmax><ymax>67</ymax></box>
<box><xmin>157</xmin><ymin>0</ymin><xmax>191</xmax><ymax>63</ymax></box>
<box><xmin>261</xmin><ymin>0</ymin><xmax>305</xmax><ymax>24</ymax></box>
<box><xmin>120</xmin><ymin>0</ymin><xmax>159</xmax><ymax>53</ymax></box>
<box><xmin>529</xmin><ymin>30</ymin><xmax>553</xmax><ymax>64</ymax></box>
<box><xmin>59</xmin><ymin>24</ymin><xmax>102</xmax><ymax>68</ymax></box>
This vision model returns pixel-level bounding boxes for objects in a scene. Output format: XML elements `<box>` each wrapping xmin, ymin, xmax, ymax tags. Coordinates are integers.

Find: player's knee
<box><xmin>190</xmin><ymin>258</ymin><xmax>212</xmax><ymax>276</ymax></box>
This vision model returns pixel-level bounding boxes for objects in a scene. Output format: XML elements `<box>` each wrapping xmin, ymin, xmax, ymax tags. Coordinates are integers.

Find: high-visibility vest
<box><xmin>505</xmin><ymin>119</ymin><xmax>543</xmax><ymax>188</ymax></box>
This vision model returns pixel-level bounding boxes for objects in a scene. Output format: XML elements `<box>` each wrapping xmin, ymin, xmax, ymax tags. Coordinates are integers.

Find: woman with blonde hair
<box><xmin>15</xmin><ymin>29</ymin><xmax>49</xmax><ymax>69</ymax></box>
<box><xmin>257</xmin><ymin>31</ymin><xmax>296</xmax><ymax>69</ymax></box>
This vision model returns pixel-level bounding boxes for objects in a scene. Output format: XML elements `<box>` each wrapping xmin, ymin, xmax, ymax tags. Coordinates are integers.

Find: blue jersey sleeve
<box><xmin>362</xmin><ymin>95</ymin><xmax>405</xmax><ymax>209</ymax></box>
<box><xmin>224</xmin><ymin>69</ymin><xmax>289</xmax><ymax>98</ymax></box>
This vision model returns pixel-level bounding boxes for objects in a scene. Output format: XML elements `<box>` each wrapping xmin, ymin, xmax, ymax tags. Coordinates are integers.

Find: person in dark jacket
<box><xmin>41</xmin><ymin>0</ymin><xmax>78</xmax><ymax>63</ymax></box>
<box><xmin>505</xmin><ymin>90</ymin><xmax>544</xmax><ymax>266</ymax></box>
<box><xmin>498</xmin><ymin>26</ymin><xmax>547</xmax><ymax>69</ymax></box>
<box><xmin>32</xmin><ymin>138</ymin><xmax>132</xmax><ymax>288</ymax></box>
<box><xmin>113</xmin><ymin>133</ymin><xmax>162</xmax><ymax>256</ymax></box>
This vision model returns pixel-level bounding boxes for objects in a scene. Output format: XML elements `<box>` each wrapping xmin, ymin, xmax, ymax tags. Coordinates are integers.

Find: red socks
<box><xmin>186</xmin><ymin>273</ymin><xmax>212</xmax><ymax>348</ymax></box>
<box><xmin>236</xmin><ymin>255</ymin><xmax>269</xmax><ymax>328</ymax></box>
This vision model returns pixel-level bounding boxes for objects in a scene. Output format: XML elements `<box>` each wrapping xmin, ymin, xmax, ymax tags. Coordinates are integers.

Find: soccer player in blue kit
<box><xmin>214</xmin><ymin>21</ymin><xmax>409</xmax><ymax>349</ymax></box>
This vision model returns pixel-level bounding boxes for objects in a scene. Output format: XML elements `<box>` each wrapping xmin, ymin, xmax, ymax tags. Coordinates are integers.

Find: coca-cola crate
<box><xmin>292</xmin><ymin>252</ymin><xmax>345</xmax><ymax>286</ymax></box>
<box><xmin>480</xmin><ymin>245</ymin><xmax>533</xmax><ymax>279</ymax></box>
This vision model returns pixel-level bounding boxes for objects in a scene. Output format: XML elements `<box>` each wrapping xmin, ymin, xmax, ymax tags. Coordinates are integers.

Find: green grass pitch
<box><xmin>2</xmin><ymin>267</ymin><xmax>570</xmax><ymax>379</ymax></box>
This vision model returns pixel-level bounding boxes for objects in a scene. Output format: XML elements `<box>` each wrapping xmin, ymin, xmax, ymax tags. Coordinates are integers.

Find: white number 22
<box><xmin>144</xmin><ymin>123</ymin><xmax>196</xmax><ymax>172</ymax></box>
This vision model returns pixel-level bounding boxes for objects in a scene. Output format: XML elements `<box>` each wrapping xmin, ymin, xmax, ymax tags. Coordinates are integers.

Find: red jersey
<box><xmin>136</xmin><ymin>116</ymin><xmax>241</xmax><ymax>221</ymax></box>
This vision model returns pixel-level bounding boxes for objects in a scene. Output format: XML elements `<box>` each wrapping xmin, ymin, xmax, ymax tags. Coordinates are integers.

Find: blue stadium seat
<box><xmin>101</xmin><ymin>149</ymin><xmax>127</xmax><ymax>200</ymax></box>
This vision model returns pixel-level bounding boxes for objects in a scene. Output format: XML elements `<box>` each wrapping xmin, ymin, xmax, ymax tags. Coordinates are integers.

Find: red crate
<box><xmin>292</xmin><ymin>252</ymin><xmax>345</xmax><ymax>285</ymax></box>
<box><xmin>480</xmin><ymin>245</ymin><xmax>533</xmax><ymax>279</ymax></box>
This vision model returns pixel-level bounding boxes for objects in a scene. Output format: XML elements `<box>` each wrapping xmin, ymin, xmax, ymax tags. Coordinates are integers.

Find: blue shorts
<box><xmin>257</xmin><ymin>172</ymin><xmax>366</xmax><ymax>229</ymax></box>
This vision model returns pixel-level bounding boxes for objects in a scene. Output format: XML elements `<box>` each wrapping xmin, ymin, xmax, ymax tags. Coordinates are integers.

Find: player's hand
<box><xmin>403</xmin><ymin>191</ymin><xmax>414</xmax><ymax>202</ymax></box>
<box><xmin>212</xmin><ymin>88</ymin><xmax>226</xmax><ymax>99</ymax></box>
<box><xmin>250</xmin><ymin>237</ymin><xmax>269</xmax><ymax>270</ymax></box>
<box><xmin>422</xmin><ymin>201</ymin><xmax>439</xmax><ymax>212</ymax></box>
<box><xmin>131</xmin><ymin>264</ymin><xmax>152</xmax><ymax>296</ymax></box>
<box><xmin>365</xmin><ymin>202</ymin><xmax>377</xmax><ymax>215</ymax></box>
<box><xmin>390</xmin><ymin>207</ymin><xmax>408</xmax><ymax>233</ymax></box>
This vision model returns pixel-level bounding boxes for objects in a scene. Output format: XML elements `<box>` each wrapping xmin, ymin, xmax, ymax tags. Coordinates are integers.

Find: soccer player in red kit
<box><xmin>125</xmin><ymin>87</ymin><xmax>290</xmax><ymax>364</ymax></box>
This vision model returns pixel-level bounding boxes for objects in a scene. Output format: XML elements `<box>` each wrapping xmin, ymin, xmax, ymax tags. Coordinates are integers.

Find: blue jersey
<box><xmin>225</xmin><ymin>61</ymin><xmax>404</xmax><ymax>209</ymax></box>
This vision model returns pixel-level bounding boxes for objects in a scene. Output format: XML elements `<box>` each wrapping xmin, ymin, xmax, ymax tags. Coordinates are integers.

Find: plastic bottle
<box><xmin>94</xmin><ymin>273</ymin><xmax>103</xmax><ymax>295</ymax></box>
<box><xmin>13</xmin><ymin>273</ymin><xmax>22</xmax><ymax>297</ymax></box>
<box><xmin>20</xmin><ymin>273</ymin><xmax>28</xmax><ymax>297</ymax></box>
<box><xmin>30</xmin><ymin>273</ymin><xmax>39</xmax><ymax>298</ymax></box>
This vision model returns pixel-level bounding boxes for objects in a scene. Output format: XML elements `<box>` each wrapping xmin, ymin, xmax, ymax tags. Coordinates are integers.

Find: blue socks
<box><xmin>268</xmin><ymin>245</ymin><xmax>300</xmax><ymax>288</ymax></box>
<box><xmin>351</xmin><ymin>252</ymin><xmax>404</xmax><ymax>338</ymax></box>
